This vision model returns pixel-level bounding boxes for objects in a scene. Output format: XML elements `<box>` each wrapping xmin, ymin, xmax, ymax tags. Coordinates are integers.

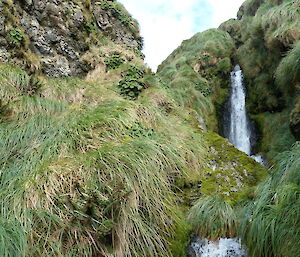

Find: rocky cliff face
<box><xmin>0</xmin><ymin>0</ymin><xmax>142</xmax><ymax>77</ymax></box>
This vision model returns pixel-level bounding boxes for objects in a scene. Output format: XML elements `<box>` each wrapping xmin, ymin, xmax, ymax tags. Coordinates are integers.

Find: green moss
<box><xmin>201</xmin><ymin>131</ymin><xmax>267</xmax><ymax>204</ymax></box>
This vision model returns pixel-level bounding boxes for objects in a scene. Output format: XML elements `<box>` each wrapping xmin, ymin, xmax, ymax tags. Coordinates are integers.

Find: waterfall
<box><xmin>227</xmin><ymin>65</ymin><xmax>264</xmax><ymax>164</ymax></box>
<box><xmin>228</xmin><ymin>65</ymin><xmax>251</xmax><ymax>155</ymax></box>
<box><xmin>187</xmin><ymin>65</ymin><xmax>262</xmax><ymax>257</ymax></box>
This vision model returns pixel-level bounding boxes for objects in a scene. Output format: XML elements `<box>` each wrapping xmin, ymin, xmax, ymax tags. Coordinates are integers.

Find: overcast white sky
<box><xmin>119</xmin><ymin>0</ymin><xmax>245</xmax><ymax>70</ymax></box>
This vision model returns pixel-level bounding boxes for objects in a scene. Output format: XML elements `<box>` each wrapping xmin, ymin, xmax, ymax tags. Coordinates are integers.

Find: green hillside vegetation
<box><xmin>156</xmin><ymin>0</ymin><xmax>300</xmax><ymax>256</ymax></box>
<box><xmin>0</xmin><ymin>0</ymin><xmax>299</xmax><ymax>256</ymax></box>
<box><xmin>239</xmin><ymin>142</ymin><xmax>300</xmax><ymax>257</ymax></box>
<box><xmin>220</xmin><ymin>0</ymin><xmax>300</xmax><ymax>159</ymax></box>
<box><xmin>0</xmin><ymin>29</ymin><xmax>266</xmax><ymax>256</ymax></box>
<box><xmin>158</xmin><ymin>29</ymin><xmax>235</xmax><ymax>132</ymax></box>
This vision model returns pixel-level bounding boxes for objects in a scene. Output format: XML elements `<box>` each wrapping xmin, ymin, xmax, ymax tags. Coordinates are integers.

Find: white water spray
<box><xmin>228</xmin><ymin>65</ymin><xmax>251</xmax><ymax>155</ymax></box>
<box><xmin>189</xmin><ymin>238</ymin><xmax>247</xmax><ymax>257</ymax></box>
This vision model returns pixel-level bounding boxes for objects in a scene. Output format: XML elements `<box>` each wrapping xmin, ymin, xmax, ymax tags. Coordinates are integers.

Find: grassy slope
<box><xmin>0</xmin><ymin>31</ymin><xmax>267</xmax><ymax>257</ymax></box>
<box><xmin>158</xmin><ymin>29</ymin><xmax>235</xmax><ymax>133</ymax></box>
<box><xmin>1</xmin><ymin>0</ymin><xmax>287</xmax><ymax>256</ymax></box>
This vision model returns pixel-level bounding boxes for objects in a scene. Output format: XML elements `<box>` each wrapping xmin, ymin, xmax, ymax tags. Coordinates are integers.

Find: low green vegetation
<box><xmin>239</xmin><ymin>143</ymin><xmax>300</xmax><ymax>257</ymax></box>
<box><xmin>188</xmin><ymin>196</ymin><xmax>237</xmax><ymax>239</ymax></box>
<box><xmin>117</xmin><ymin>65</ymin><xmax>146</xmax><ymax>99</ymax></box>
<box><xmin>7</xmin><ymin>28</ymin><xmax>25</xmax><ymax>46</ymax></box>
<box><xmin>105</xmin><ymin>52</ymin><xmax>125</xmax><ymax>71</ymax></box>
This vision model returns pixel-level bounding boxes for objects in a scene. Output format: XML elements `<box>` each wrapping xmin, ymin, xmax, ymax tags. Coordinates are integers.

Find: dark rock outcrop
<box><xmin>0</xmin><ymin>0</ymin><xmax>142</xmax><ymax>77</ymax></box>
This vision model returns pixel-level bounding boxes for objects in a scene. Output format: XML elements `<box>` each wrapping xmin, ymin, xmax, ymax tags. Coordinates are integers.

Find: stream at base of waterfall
<box><xmin>188</xmin><ymin>238</ymin><xmax>247</xmax><ymax>257</ymax></box>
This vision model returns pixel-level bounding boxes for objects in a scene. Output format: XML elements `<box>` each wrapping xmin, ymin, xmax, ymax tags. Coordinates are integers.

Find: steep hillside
<box><xmin>0</xmin><ymin>1</ymin><xmax>269</xmax><ymax>257</ymax></box>
<box><xmin>0</xmin><ymin>0</ymin><xmax>143</xmax><ymax>76</ymax></box>
<box><xmin>1</xmin><ymin>0</ymin><xmax>299</xmax><ymax>257</ymax></box>
<box><xmin>158</xmin><ymin>29</ymin><xmax>235</xmax><ymax>133</ymax></box>
<box><xmin>157</xmin><ymin>1</ymin><xmax>300</xmax><ymax>256</ymax></box>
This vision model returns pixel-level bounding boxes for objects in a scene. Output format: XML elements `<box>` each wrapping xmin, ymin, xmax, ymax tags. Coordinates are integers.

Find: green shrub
<box><xmin>124</xmin><ymin>65</ymin><xmax>144</xmax><ymax>78</ymax></box>
<box><xmin>117</xmin><ymin>65</ymin><xmax>146</xmax><ymax>99</ymax></box>
<box><xmin>104</xmin><ymin>53</ymin><xmax>125</xmax><ymax>71</ymax></box>
<box><xmin>8</xmin><ymin>28</ymin><xmax>24</xmax><ymax>46</ymax></box>
<box><xmin>118</xmin><ymin>76</ymin><xmax>144</xmax><ymax>99</ymax></box>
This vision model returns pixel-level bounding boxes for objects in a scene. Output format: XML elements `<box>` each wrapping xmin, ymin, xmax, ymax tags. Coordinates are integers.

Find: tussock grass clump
<box><xmin>239</xmin><ymin>142</ymin><xmax>300</xmax><ymax>257</ymax></box>
<box><xmin>158</xmin><ymin>29</ymin><xmax>235</xmax><ymax>131</ymax></box>
<box><xmin>0</xmin><ymin>65</ymin><xmax>42</xmax><ymax>104</ymax></box>
<box><xmin>188</xmin><ymin>196</ymin><xmax>237</xmax><ymax>239</ymax></box>
<box><xmin>261</xmin><ymin>0</ymin><xmax>300</xmax><ymax>47</ymax></box>
<box><xmin>0</xmin><ymin>61</ymin><xmax>207</xmax><ymax>256</ymax></box>
<box><xmin>275</xmin><ymin>41</ymin><xmax>300</xmax><ymax>95</ymax></box>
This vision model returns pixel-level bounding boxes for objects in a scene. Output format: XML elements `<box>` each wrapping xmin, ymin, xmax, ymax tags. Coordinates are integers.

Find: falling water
<box><xmin>227</xmin><ymin>65</ymin><xmax>264</xmax><ymax>164</ymax></box>
<box><xmin>228</xmin><ymin>65</ymin><xmax>251</xmax><ymax>155</ymax></box>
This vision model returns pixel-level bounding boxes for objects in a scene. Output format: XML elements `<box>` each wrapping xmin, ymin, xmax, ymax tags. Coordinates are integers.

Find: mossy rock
<box><xmin>174</xmin><ymin>131</ymin><xmax>267</xmax><ymax>207</ymax></box>
<box><xmin>201</xmin><ymin>131</ymin><xmax>267</xmax><ymax>204</ymax></box>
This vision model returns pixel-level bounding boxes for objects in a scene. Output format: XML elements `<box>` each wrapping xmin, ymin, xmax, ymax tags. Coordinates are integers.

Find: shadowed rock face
<box><xmin>0</xmin><ymin>0</ymin><xmax>142</xmax><ymax>77</ymax></box>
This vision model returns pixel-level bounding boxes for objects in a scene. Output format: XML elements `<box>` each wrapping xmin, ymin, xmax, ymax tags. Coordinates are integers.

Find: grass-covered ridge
<box><xmin>157</xmin><ymin>29</ymin><xmax>235</xmax><ymax>133</ymax></box>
